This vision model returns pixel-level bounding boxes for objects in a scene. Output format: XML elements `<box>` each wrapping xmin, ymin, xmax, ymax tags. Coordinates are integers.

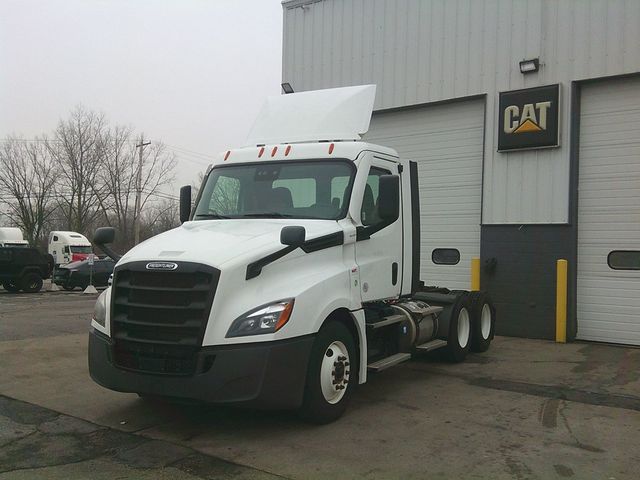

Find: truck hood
<box><xmin>118</xmin><ymin>219</ymin><xmax>342</xmax><ymax>268</ymax></box>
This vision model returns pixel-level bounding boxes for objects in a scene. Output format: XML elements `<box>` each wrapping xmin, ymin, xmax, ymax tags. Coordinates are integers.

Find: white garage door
<box><xmin>577</xmin><ymin>77</ymin><xmax>640</xmax><ymax>345</ymax></box>
<box><xmin>364</xmin><ymin>100</ymin><xmax>484</xmax><ymax>290</ymax></box>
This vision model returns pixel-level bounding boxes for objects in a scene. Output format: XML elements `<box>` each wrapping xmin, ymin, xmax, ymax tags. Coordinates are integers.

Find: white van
<box><xmin>48</xmin><ymin>231</ymin><xmax>93</xmax><ymax>266</ymax></box>
<box><xmin>0</xmin><ymin>227</ymin><xmax>29</xmax><ymax>247</ymax></box>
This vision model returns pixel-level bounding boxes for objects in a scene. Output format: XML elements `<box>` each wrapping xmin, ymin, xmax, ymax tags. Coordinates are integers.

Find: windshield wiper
<box><xmin>241</xmin><ymin>212</ymin><xmax>294</xmax><ymax>218</ymax></box>
<box><xmin>194</xmin><ymin>213</ymin><xmax>232</xmax><ymax>219</ymax></box>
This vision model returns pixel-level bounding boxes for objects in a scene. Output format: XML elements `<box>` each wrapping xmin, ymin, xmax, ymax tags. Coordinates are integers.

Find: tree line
<box><xmin>0</xmin><ymin>106</ymin><xmax>181</xmax><ymax>253</ymax></box>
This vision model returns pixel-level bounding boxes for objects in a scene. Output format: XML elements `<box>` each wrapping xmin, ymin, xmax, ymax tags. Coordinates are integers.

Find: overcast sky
<box><xmin>0</xmin><ymin>0</ymin><xmax>283</xmax><ymax>188</ymax></box>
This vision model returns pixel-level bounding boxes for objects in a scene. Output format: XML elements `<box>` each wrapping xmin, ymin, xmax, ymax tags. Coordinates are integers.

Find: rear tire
<box><xmin>469</xmin><ymin>292</ymin><xmax>496</xmax><ymax>353</ymax></box>
<box><xmin>446</xmin><ymin>296</ymin><xmax>472</xmax><ymax>363</ymax></box>
<box><xmin>2</xmin><ymin>282</ymin><xmax>20</xmax><ymax>293</ymax></box>
<box><xmin>20</xmin><ymin>273</ymin><xmax>43</xmax><ymax>293</ymax></box>
<box><xmin>62</xmin><ymin>284</ymin><xmax>76</xmax><ymax>291</ymax></box>
<box><xmin>299</xmin><ymin>321</ymin><xmax>357</xmax><ymax>424</ymax></box>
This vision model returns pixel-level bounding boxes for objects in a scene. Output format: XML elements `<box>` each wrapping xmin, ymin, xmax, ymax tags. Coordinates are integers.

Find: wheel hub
<box><xmin>321</xmin><ymin>342</ymin><xmax>350</xmax><ymax>403</ymax></box>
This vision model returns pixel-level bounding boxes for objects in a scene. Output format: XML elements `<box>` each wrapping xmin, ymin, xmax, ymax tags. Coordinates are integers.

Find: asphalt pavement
<box><xmin>1</xmin><ymin>289</ymin><xmax>639</xmax><ymax>479</ymax></box>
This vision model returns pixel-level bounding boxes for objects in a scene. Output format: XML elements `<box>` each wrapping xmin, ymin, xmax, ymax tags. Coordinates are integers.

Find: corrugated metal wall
<box><xmin>282</xmin><ymin>0</ymin><xmax>640</xmax><ymax>224</ymax></box>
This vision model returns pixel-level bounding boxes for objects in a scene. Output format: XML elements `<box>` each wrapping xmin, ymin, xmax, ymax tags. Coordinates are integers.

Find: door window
<box><xmin>360</xmin><ymin>167</ymin><xmax>390</xmax><ymax>227</ymax></box>
<box><xmin>608</xmin><ymin>251</ymin><xmax>640</xmax><ymax>270</ymax></box>
<box><xmin>432</xmin><ymin>248</ymin><xmax>461</xmax><ymax>265</ymax></box>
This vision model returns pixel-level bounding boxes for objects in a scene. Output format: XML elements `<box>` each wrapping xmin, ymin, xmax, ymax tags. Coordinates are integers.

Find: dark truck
<box><xmin>0</xmin><ymin>247</ymin><xmax>53</xmax><ymax>293</ymax></box>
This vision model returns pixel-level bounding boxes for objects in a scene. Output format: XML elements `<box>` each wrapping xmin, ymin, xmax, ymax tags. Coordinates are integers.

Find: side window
<box><xmin>608</xmin><ymin>251</ymin><xmax>640</xmax><ymax>270</ymax></box>
<box><xmin>360</xmin><ymin>167</ymin><xmax>390</xmax><ymax>227</ymax></box>
<box><xmin>209</xmin><ymin>175</ymin><xmax>241</xmax><ymax>215</ymax></box>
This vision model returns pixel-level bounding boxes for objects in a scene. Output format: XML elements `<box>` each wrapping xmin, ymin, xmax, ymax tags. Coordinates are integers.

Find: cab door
<box><xmin>354</xmin><ymin>157</ymin><xmax>403</xmax><ymax>302</ymax></box>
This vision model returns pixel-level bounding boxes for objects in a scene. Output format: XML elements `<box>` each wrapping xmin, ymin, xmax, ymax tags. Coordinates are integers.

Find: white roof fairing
<box><xmin>244</xmin><ymin>85</ymin><xmax>377</xmax><ymax>146</ymax></box>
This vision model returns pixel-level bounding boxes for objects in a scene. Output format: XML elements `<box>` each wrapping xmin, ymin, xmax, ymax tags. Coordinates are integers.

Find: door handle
<box><xmin>392</xmin><ymin>262</ymin><xmax>398</xmax><ymax>285</ymax></box>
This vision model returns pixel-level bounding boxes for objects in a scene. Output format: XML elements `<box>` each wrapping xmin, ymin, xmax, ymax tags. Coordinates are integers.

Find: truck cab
<box><xmin>89</xmin><ymin>86</ymin><xmax>495</xmax><ymax>423</ymax></box>
<box><xmin>48</xmin><ymin>231</ymin><xmax>93</xmax><ymax>266</ymax></box>
<box><xmin>0</xmin><ymin>227</ymin><xmax>29</xmax><ymax>248</ymax></box>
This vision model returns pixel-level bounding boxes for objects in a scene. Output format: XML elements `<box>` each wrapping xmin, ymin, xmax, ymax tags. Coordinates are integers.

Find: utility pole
<box><xmin>134</xmin><ymin>136</ymin><xmax>151</xmax><ymax>245</ymax></box>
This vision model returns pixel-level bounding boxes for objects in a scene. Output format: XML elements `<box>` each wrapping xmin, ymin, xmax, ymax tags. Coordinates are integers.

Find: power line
<box><xmin>0</xmin><ymin>188</ymin><xmax>179</xmax><ymax>202</ymax></box>
<box><xmin>1</xmin><ymin>138</ymin><xmax>214</xmax><ymax>168</ymax></box>
<box><xmin>163</xmin><ymin>143</ymin><xmax>214</xmax><ymax>159</ymax></box>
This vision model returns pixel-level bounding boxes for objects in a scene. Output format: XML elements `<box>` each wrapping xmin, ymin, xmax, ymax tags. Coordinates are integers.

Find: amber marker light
<box><xmin>275</xmin><ymin>300</ymin><xmax>295</xmax><ymax>332</ymax></box>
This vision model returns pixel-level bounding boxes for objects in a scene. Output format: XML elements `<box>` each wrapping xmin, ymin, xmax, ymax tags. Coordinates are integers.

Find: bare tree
<box><xmin>131</xmin><ymin>141</ymin><xmax>177</xmax><ymax>236</ymax></box>
<box><xmin>0</xmin><ymin>136</ymin><xmax>58</xmax><ymax>245</ymax></box>
<box><xmin>48</xmin><ymin>106</ymin><xmax>108</xmax><ymax>233</ymax></box>
<box><xmin>141</xmin><ymin>198</ymin><xmax>180</xmax><ymax>239</ymax></box>
<box><xmin>97</xmin><ymin>129</ymin><xmax>177</xmax><ymax>248</ymax></box>
<box><xmin>95</xmin><ymin>125</ymin><xmax>135</xmax><ymax>242</ymax></box>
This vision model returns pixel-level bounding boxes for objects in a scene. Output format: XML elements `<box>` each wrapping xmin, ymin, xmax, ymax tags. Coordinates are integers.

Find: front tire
<box><xmin>2</xmin><ymin>282</ymin><xmax>20</xmax><ymax>293</ymax></box>
<box><xmin>299</xmin><ymin>321</ymin><xmax>357</xmax><ymax>424</ymax></box>
<box><xmin>20</xmin><ymin>273</ymin><xmax>43</xmax><ymax>293</ymax></box>
<box><xmin>62</xmin><ymin>284</ymin><xmax>76</xmax><ymax>291</ymax></box>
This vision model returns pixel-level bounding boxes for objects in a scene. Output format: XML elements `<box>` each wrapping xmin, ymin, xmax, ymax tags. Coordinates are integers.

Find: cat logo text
<box><xmin>503</xmin><ymin>101</ymin><xmax>552</xmax><ymax>134</ymax></box>
<box><xmin>497</xmin><ymin>84</ymin><xmax>560</xmax><ymax>152</ymax></box>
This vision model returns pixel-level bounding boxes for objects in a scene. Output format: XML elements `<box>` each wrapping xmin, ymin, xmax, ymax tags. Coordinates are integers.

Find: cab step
<box><xmin>365</xmin><ymin>314</ymin><xmax>406</xmax><ymax>330</ymax></box>
<box><xmin>367</xmin><ymin>352</ymin><xmax>411</xmax><ymax>372</ymax></box>
<box><xmin>415</xmin><ymin>339</ymin><xmax>447</xmax><ymax>352</ymax></box>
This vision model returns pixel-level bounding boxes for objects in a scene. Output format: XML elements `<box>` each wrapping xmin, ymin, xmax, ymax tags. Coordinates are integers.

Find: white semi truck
<box><xmin>0</xmin><ymin>227</ymin><xmax>29</xmax><ymax>247</ymax></box>
<box><xmin>89</xmin><ymin>86</ymin><xmax>495</xmax><ymax>423</ymax></box>
<box><xmin>48</xmin><ymin>231</ymin><xmax>93</xmax><ymax>266</ymax></box>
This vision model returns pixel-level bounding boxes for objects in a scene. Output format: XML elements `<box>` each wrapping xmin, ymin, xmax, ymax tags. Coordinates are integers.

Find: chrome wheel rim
<box><xmin>480</xmin><ymin>303</ymin><xmax>492</xmax><ymax>340</ymax></box>
<box><xmin>458</xmin><ymin>308</ymin><xmax>470</xmax><ymax>348</ymax></box>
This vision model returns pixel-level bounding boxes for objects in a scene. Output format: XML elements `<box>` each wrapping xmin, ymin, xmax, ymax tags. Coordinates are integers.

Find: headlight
<box><xmin>226</xmin><ymin>299</ymin><xmax>294</xmax><ymax>338</ymax></box>
<box><xmin>92</xmin><ymin>289</ymin><xmax>108</xmax><ymax>328</ymax></box>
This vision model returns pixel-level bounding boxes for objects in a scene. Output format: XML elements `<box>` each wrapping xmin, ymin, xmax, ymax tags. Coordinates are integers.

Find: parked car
<box><xmin>0</xmin><ymin>247</ymin><xmax>53</xmax><ymax>293</ymax></box>
<box><xmin>53</xmin><ymin>258</ymin><xmax>115</xmax><ymax>291</ymax></box>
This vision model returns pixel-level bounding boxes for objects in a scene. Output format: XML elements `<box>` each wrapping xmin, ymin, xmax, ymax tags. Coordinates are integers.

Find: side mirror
<box><xmin>280</xmin><ymin>226</ymin><xmax>306</xmax><ymax>248</ymax></box>
<box><xmin>93</xmin><ymin>227</ymin><xmax>115</xmax><ymax>245</ymax></box>
<box><xmin>180</xmin><ymin>185</ymin><xmax>192</xmax><ymax>224</ymax></box>
<box><xmin>93</xmin><ymin>227</ymin><xmax>121</xmax><ymax>262</ymax></box>
<box><xmin>378</xmin><ymin>175</ymin><xmax>400</xmax><ymax>222</ymax></box>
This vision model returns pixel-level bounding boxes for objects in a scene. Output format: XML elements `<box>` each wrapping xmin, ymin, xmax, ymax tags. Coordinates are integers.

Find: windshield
<box><xmin>193</xmin><ymin>160</ymin><xmax>355</xmax><ymax>220</ymax></box>
<box><xmin>70</xmin><ymin>245</ymin><xmax>92</xmax><ymax>254</ymax></box>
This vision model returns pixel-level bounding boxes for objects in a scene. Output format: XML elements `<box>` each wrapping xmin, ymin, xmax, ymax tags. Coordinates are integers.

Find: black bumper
<box><xmin>88</xmin><ymin>329</ymin><xmax>315</xmax><ymax>409</ymax></box>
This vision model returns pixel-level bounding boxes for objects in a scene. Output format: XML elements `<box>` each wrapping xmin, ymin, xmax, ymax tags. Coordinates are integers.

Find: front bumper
<box><xmin>88</xmin><ymin>329</ymin><xmax>315</xmax><ymax>409</ymax></box>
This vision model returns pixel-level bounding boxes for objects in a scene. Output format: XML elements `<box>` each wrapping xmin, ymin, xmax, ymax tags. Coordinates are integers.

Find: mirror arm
<box><xmin>95</xmin><ymin>243</ymin><xmax>121</xmax><ymax>263</ymax></box>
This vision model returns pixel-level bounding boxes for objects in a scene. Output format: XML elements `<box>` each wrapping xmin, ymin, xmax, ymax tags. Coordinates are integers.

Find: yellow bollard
<box><xmin>471</xmin><ymin>257</ymin><xmax>481</xmax><ymax>291</ymax></box>
<box><xmin>555</xmin><ymin>259</ymin><xmax>568</xmax><ymax>343</ymax></box>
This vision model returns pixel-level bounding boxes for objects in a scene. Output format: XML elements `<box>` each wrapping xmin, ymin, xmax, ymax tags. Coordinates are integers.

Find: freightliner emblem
<box><xmin>145</xmin><ymin>262</ymin><xmax>178</xmax><ymax>271</ymax></box>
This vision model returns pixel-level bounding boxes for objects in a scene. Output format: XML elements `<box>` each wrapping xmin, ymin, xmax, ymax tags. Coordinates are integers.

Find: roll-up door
<box><xmin>365</xmin><ymin>99</ymin><xmax>484</xmax><ymax>290</ymax></box>
<box><xmin>577</xmin><ymin>77</ymin><xmax>640</xmax><ymax>345</ymax></box>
